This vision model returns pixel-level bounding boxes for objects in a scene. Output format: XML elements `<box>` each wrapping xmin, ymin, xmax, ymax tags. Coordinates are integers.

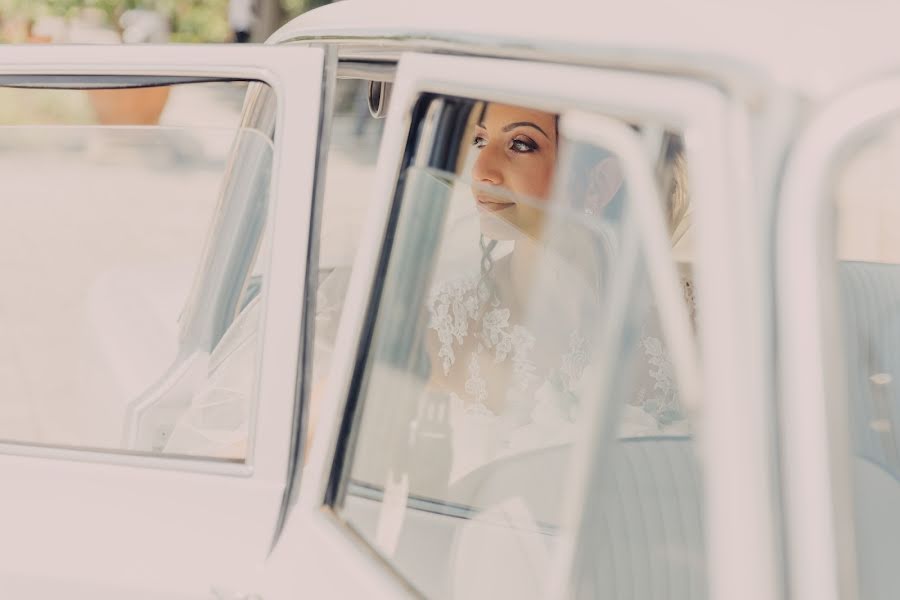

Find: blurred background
<box><xmin>0</xmin><ymin>0</ymin><xmax>327</xmax><ymax>45</ymax></box>
<box><xmin>0</xmin><ymin>0</ymin><xmax>341</xmax><ymax>126</ymax></box>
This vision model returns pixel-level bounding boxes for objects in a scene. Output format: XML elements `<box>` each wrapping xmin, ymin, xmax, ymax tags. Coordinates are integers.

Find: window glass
<box><xmin>568</xmin><ymin>131</ymin><xmax>702</xmax><ymax>599</ymax></box>
<box><xmin>333</xmin><ymin>98</ymin><xmax>701</xmax><ymax>598</ymax></box>
<box><xmin>307</xmin><ymin>77</ymin><xmax>383</xmax><ymax>437</ymax></box>
<box><xmin>832</xmin><ymin>119</ymin><xmax>900</xmax><ymax>598</ymax></box>
<box><xmin>0</xmin><ymin>81</ymin><xmax>271</xmax><ymax>462</ymax></box>
<box><xmin>0</xmin><ymin>81</ymin><xmax>249</xmax><ymax>128</ymax></box>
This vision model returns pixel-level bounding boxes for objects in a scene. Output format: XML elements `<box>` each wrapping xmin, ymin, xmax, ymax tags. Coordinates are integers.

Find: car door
<box><xmin>283</xmin><ymin>52</ymin><xmax>780</xmax><ymax>599</ymax></box>
<box><xmin>0</xmin><ymin>44</ymin><xmax>323</xmax><ymax>599</ymax></box>
<box><xmin>778</xmin><ymin>77</ymin><xmax>900</xmax><ymax>600</ymax></box>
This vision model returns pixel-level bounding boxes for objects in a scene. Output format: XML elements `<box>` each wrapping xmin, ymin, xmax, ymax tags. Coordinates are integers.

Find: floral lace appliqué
<box><xmin>427</xmin><ymin>278</ymin><xmax>543</xmax><ymax>402</ymax></box>
<box><xmin>559</xmin><ymin>331</ymin><xmax>588</xmax><ymax>391</ymax></box>
<box><xmin>482</xmin><ymin>307</ymin><xmax>511</xmax><ymax>356</ymax></box>
<box><xmin>464</xmin><ymin>349</ymin><xmax>488</xmax><ymax>405</ymax></box>
<box><xmin>427</xmin><ymin>276</ymin><xmax>480</xmax><ymax>375</ymax></box>
<box><xmin>480</xmin><ymin>308</ymin><xmax>537</xmax><ymax>392</ymax></box>
<box><xmin>428</xmin><ymin>275</ymin><xmax>698</xmax><ymax>434</ymax></box>
<box><xmin>635</xmin><ymin>335</ymin><xmax>684</xmax><ymax>426</ymax></box>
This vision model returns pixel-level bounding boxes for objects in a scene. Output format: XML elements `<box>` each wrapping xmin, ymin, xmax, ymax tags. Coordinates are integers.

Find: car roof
<box><xmin>270</xmin><ymin>0</ymin><xmax>900</xmax><ymax>100</ymax></box>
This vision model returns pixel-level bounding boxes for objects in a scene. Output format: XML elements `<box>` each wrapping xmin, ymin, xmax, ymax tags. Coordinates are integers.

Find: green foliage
<box><xmin>0</xmin><ymin>0</ymin><xmax>230</xmax><ymax>42</ymax></box>
<box><xmin>0</xmin><ymin>0</ymin><xmax>330</xmax><ymax>42</ymax></box>
<box><xmin>0</xmin><ymin>0</ymin><xmax>139</xmax><ymax>21</ymax></box>
<box><xmin>158</xmin><ymin>0</ymin><xmax>230</xmax><ymax>43</ymax></box>
<box><xmin>283</xmin><ymin>0</ymin><xmax>331</xmax><ymax>19</ymax></box>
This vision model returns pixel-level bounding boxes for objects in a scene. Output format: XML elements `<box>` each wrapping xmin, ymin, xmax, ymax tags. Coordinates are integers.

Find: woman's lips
<box><xmin>476</xmin><ymin>194</ymin><xmax>514</xmax><ymax>212</ymax></box>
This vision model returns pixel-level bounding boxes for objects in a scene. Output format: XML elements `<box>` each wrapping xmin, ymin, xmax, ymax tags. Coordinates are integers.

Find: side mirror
<box><xmin>367</xmin><ymin>80</ymin><xmax>392</xmax><ymax>118</ymax></box>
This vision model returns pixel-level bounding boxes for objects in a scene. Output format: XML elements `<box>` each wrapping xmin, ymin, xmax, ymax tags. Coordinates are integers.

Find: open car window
<box><xmin>0</xmin><ymin>76</ymin><xmax>282</xmax><ymax>465</ymax></box>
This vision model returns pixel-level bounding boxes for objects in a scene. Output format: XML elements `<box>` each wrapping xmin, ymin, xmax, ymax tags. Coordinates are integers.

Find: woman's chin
<box><xmin>478</xmin><ymin>211</ymin><xmax>523</xmax><ymax>241</ymax></box>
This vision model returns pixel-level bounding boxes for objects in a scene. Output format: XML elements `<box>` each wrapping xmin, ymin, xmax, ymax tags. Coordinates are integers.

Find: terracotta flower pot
<box><xmin>87</xmin><ymin>86</ymin><xmax>171</xmax><ymax>125</ymax></box>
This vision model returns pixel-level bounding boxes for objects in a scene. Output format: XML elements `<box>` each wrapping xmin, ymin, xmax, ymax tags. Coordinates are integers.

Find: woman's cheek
<box><xmin>535</xmin><ymin>168</ymin><xmax>555</xmax><ymax>201</ymax></box>
<box><xmin>513</xmin><ymin>166</ymin><xmax>551</xmax><ymax>200</ymax></box>
<box><xmin>532</xmin><ymin>154</ymin><xmax>557</xmax><ymax>200</ymax></box>
<box><xmin>507</xmin><ymin>151</ymin><xmax>556</xmax><ymax>200</ymax></box>
<box><xmin>518</xmin><ymin>204</ymin><xmax>548</xmax><ymax>238</ymax></box>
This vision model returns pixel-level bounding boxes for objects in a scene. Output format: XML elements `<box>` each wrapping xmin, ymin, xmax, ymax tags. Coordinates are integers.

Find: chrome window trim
<box><xmin>300</xmin><ymin>52</ymin><xmax>779</xmax><ymax>600</ymax></box>
<box><xmin>276</xmin><ymin>33</ymin><xmax>772</xmax><ymax>103</ymax></box>
<box><xmin>776</xmin><ymin>77</ymin><xmax>900</xmax><ymax>600</ymax></box>
<box><xmin>346</xmin><ymin>481</ymin><xmax>560</xmax><ymax>535</ymax></box>
<box><xmin>0</xmin><ymin>441</ymin><xmax>253</xmax><ymax>476</ymax></box>
<box><xmin>336</xmin><ymin>61</ymin><xmax>395</xmax><ymax>82</ymax></box>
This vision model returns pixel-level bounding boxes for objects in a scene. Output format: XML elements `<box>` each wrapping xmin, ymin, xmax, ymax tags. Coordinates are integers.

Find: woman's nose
<box><xmin>472</xmin><ymin>143</ymin><xmax>503</xmax><ymax>185</ymax></box>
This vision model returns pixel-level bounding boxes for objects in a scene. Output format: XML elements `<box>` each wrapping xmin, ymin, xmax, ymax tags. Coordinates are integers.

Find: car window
<box><xmin>831</xmin><ymin>117</ymin><xmax>900</xmax><ymax>598</ymax></box>
<box><xmin>329</xmin><ymin>95</ymin><xmax>703</xmax><ymax>598</ymax></box>
<box><xmin>307</xmin><ymin>76</ymin><xmax>383</xmax><ymax>436</ymax></box>
<box><xmin>564</xmin><ymin>137</ymin><xmax>702</xmax><ymax>600</ymax></box>
<box><xmin>0</xmin><ymin>80</ymin><xmax>272</xmax><ymax>463</ymax></box>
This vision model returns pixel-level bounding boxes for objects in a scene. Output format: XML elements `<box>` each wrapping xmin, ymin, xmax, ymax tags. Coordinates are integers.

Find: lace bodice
<box><xmin>428</xmin><ymin>274</ymin><xmax>589</xmax><ymax>400</ymax></box>
<box><xmin>427</xmin><ymin>273</ymin><xmax>692</xmax><ymax>479</ymax></box>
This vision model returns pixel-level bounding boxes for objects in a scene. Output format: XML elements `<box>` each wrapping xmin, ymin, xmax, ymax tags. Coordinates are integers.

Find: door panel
<box><xmin>0</xmin><ymin>45</ymin><xmax>323</xmax><ymax>596</ymax></box>
<box><xmin>778</xmin><ymin>78</ymin><xmax>900</xmax><ymax>600</ymax></box>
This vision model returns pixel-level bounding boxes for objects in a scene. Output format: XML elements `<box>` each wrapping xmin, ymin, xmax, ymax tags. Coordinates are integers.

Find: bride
<box><xmin>425</xmin><ymin>102</ymin><xmax>693</xmax><ymax>480</ymax></box>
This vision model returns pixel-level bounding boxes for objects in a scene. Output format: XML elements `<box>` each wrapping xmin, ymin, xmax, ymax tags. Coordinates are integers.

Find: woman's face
<box><xmin>470</xmin><ymin>103</ymin><xmax>558</xmax><ymax>239</ymax></box>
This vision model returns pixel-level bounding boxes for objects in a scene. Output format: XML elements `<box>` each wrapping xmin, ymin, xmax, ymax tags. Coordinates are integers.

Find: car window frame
<box><xmin>273</xmin><ymin>49</ymin><xmax>405</xmax><ymax>535</ymax></box>
<box><xmin>297</xmin><ymin>51</ymin><xmax>779</xmax><ymax>600</ymax></box>
<box><xmin>776</xmin><ymin>76</ymin><xmax>900</xmax><ymax>600</ymax></box>
<box><xmin>547</xmin><ymin>108</ymin><xmax>702</xmax><ymax>597</ymax></box>
<box><xmin>0</xmin><ymin>42</ymin><xmax>328</xmax><ymax>596</ymax></box>
<box><xmin>0</xmin><ymin>44</ymin><xmax>321</xmax><ymax>477</ymax></box>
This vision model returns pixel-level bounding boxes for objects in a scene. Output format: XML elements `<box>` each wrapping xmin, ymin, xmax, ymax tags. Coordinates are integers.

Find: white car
<box><xmin>0</xmin><ymin>2</ymin><xmax>898</xmax><ymax>599</ymax></box>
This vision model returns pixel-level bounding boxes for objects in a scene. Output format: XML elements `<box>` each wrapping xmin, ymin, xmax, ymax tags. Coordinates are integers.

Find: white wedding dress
<box><xmin>427</xmin><ymin>267</ymin><xmax>694</xmax><ymax>481</ymax></box>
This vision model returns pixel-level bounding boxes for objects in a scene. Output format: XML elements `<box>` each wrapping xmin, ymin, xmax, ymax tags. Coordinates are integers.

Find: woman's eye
<box><xmin>510</xmin><ymin>137</ymin><xmax>538</xmax><ymax>153</ymax></box>
<box><xmin>472</xmin><ymin>135</ymin><xmax>487</xmax><ymax>149</ymax></box>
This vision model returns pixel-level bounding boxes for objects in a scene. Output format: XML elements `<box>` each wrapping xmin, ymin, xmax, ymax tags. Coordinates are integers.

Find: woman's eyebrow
<box><xmin>501</xmin><ymin>121</ymin><xmax>551</xmax><ymax>140</ymax></box>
